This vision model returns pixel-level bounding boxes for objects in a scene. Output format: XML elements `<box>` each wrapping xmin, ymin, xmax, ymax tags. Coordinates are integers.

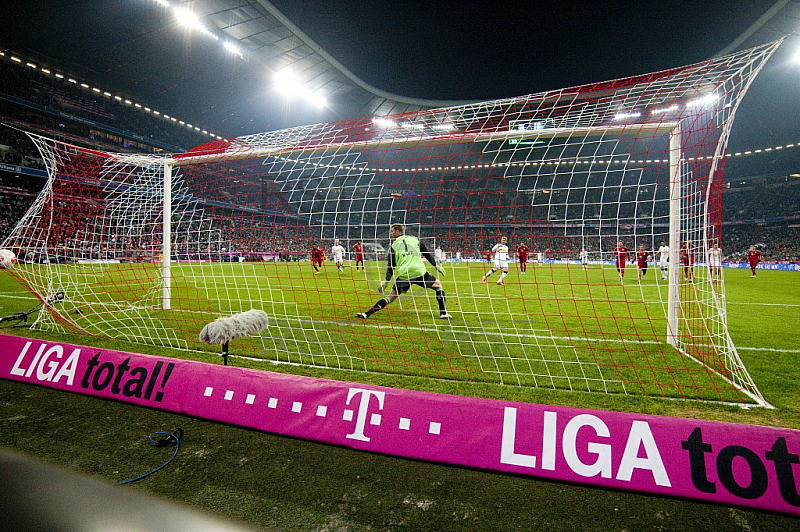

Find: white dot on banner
<box><xmin>224</xmin><ymin>390</ymin><xmax>234</xmax><ymax>401</ymax></box>
<box><xmin>316</xmin><ymin>405</ymin><xmax>327</xmax><ymax>417</ymax></box>
<box><xmin>246</xmin><ymin>394</ymin><xmax>255</xmax><ymax>405</ymax></box>
<box><xmin>203</xmin><ymin>387</ymin><xmax>213</xmax><ymax>397</ymax></box>
<box><xmin>292</xmin><ymin>401</ymin><xmax>302</xmax><ymax>413</ymax></box>
<box><xmin>399</xmin><ymin>418</ymin><xmax>410</xmax><ymax>430</ymax></box>
<box><xmin>343</xmin><ymin>409</ymin><xmax>353</xmax><ymax>421</ymax></box>
<box><xmin>370</xmin><ymin>413</ymin><xmax>381</xmax><ymax>426</ymax></box>
<box><xmin>268</xmin><ymin>397</ymin><xmax>278</xmax><ymax>409</ymax></box>
<box><xmin>429</xmin><ymin>422</ymin><xmax>441</xmax><ymax>435</ymax></box>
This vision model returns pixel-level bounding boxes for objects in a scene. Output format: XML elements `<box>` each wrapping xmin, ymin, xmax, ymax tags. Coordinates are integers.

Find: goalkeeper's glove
<box><xmin>436</xmin><ymin>264</ymin><xmax>446</xmax><ymax>276</ymax></box>
<box><xmin>377</xmin><ymin>280</ymin><xmax>388</xmax><ymax>294</ymax></box>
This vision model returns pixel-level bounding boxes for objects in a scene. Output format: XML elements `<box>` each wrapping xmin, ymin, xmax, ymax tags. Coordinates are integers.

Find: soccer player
<box><xmin>708</xmin><ymin>241</ymin><xmax>723</xmax><ymax>284</ymax></box>
<box><xmin>310</xmin><ymin>245</ymin><xmax>324</xmax><ymax>274</ymax></box>
<box><xmin>331</xmin><ymin>239</ymin><xmax>346</xmax><ymax>274</ymax></box>
<box><xmin>435</xmin><ymin>245</ymin><xmax>445</xmax><ymax>264</ymax></box>
<box><xmin>516</xmin><ymin>243</ymin><xmax>529</xmax><ymax>274</ymax></box>
<box><xmin>613</xmin><ymin>240</ymin><xmax>629</xmax><ymax>282</ymax></box>
<box><xmin>657</xmin><ymin>240</ymin><xmax>670</xmax><ymax>280</ymax></box>
<box><xmin>636</xmin><ymin>244</ymin><xmax>650</xmax><ymax>283</ymax></box>
<box><xmin>579</xmin><ymin>248</ymin><xmax>588</xmax><ymax>270</ymax></box>
<box><xmin>356</xmin><ymin>224</ymin><xmax>451</xmax><ymax>320</ymax></box>
<box><xmin>680</xmin><ymin>241</ymin><xmax>695</xmax><ymax>281</ymax></box>
<box><xmin>482</xmin><ymin>236</ymin><xmax>510</xmax><ymax>285</ymax></box>
<box><xmin>352</xmin><ymin>240</ymin><xmax>364</xmax><ymax>271</ymax></box>
<box><xmin>747</xmin><ymin>245</ymin><xmax>762</xmax><ymax>278</ymax></box>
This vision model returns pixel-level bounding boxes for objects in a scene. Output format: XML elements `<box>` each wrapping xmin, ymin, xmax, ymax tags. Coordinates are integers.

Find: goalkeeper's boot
<box><xmin>439</xmin><ymin>312</ymin><xmax>452</xmax><ymax>319</ymax></box>
<box><xmin>356</xmin><ymin>313</ymin><xmax>368</xmax><ymax>319</ymax></box>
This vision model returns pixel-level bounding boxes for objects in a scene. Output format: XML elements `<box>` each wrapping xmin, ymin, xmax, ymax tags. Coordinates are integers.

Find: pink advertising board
<box><xmin>1</xmin><ymin>333</ymin><xmax>799</xmax><ymax>515</ymax></box>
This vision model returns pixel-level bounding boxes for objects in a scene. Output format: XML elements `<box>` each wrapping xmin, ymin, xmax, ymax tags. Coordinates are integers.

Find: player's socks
<box><xmin>435</xmin><ymin>289</ymin><xmax>446</xmax><ymax>314</ymax></box>
<box><xmin>482</xmin><ymin>269</ymin><xmax>495</xmax><ymax>282</ymax></box>
<box><xmin>499</xmin><ymin>271</ymin><xmax>507</xmax><ymax>283</ymax></box>
<box><xmin>364</xmin><ymin>298</ymin><xmax>389</xmax><ymax>317</ymax></box>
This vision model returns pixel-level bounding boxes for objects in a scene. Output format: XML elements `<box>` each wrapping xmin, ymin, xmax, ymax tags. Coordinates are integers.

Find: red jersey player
<box><xmin>310</xmin><ymin>245</ymin><xmax>324</xmax><ymax>274</ymax></box>
<box><xmin>747</xmin><ymin>245</ymin><xmax>762</xmax><ymax>278</ymax></box>
<box><xmin>516</xmin><ymin>243</ymin><xmax>529</xmax><ymax>274</ymax></box>
<box><xmin>680</xmin><ymin>241</ymin><xmax>695</xmax><ymax>281</ymax></box>
<box><xmin>613</xmin><ymin>241</ymin><xmax>630</xmax><ymax>282</ymax></box>
<box><xmin>635</xmin><ymin>244</ymin><xmax>650</xmax><ymax>282</ymax></box>
<box><xmin>352</xmin><ymin>240</ymin><xmax>364</xmax><ymax>271</ymax></box>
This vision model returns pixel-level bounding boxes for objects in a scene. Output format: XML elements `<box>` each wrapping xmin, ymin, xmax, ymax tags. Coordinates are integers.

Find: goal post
<box><xmin>2</xmin><ymin>40</ymin><xmax>784</xmax><ymax>407</ymax></box>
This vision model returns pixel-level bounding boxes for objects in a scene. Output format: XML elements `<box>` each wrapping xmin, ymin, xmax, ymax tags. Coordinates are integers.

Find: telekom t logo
<box><xmin>344</xmin><ymin>387</ymin><xmax>385</xmax><ymax>442</ymax></box>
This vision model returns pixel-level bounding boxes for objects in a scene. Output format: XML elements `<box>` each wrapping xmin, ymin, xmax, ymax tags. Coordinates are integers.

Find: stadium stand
<box><xmin>0</xmin><ymin>55</ymin><xmax>212</xmax><ymax>153</ymax></box>
<box><xmin>1</xmin><ymin>52</ymin><xmax>799</xmax><ymax>265</ymax></box>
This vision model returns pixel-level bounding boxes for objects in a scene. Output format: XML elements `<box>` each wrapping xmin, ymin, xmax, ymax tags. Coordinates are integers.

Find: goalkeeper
<box><xmin>357</xmin><ymin>223</ymin><xmax>452</xmax><ymax>320</ymax></box>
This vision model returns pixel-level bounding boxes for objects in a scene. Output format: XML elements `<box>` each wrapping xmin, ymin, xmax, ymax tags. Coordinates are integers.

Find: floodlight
<box><xmin>223</xmin><ymin>41</ymin><xmax>242</xmax><ymax>57</ymax></box>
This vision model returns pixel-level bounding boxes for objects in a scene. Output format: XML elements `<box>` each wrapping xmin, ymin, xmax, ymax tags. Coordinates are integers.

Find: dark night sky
<box><xmin>268</xmin><ymin>0</ymin><xmax>778</xmax><ymax>101</ymax></box>
<box><xmin>1</xmin><ymin>0</ymin><xmax>800</xmax><ymax>159</ymax></box>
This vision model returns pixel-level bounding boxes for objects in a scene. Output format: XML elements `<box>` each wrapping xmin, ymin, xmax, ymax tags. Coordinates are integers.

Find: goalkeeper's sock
<box><xmin>435</xmin><ymin>289</ymin><xmax>446</xmax><ymax>313</ymax></box>
<box><xmin>365</xmin><ymin>298</ymin><xmax>389</xmax><ymax>317</ymax></box>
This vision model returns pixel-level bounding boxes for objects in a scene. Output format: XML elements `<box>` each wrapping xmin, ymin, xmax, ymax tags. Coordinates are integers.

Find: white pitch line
<box><xmin>736</xmin><ymin>346</ymin><xmax>800</xmax><ymax>353</ymax></box>
<box><xmin>726</xmin><ymin>302</ymin><xmax>800</xmax><ymax>307</ymax></box>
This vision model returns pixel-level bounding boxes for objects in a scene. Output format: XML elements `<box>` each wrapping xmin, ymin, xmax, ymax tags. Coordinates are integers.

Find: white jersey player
<box><xmin>658</xmin><ymin>241</ymin><xmax>670</xmax><ymax>280</ymax></box>
<box><xmin>434</xmin><ymin>246</ymin><xmax>444</xmax><ymax>264</ymax></box>
<box><xmin>481</xmin><ymin>236</ymin><xmax>510</xmax><ymax>285</ymax></box>
<box><xmin>708</xmin><ymin>242</ymin><xmax>723</xmax><ymax>284</ymax></box>
<box><xmin>579</xmin><ymin>249</ymin><xmax>588</xmax><ymax>270</ymax></box>
<box><xmin>331</xmin><ymin>239</ymin><xmax>346</xmax><ymax>273</ymax></box>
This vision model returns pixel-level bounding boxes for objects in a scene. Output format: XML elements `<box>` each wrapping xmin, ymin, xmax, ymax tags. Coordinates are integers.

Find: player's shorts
<box><xmin>639</xmin><ymin>264</ymin><xmax>648</xmax><ymax>275</ymax></box>
<box><xmin>393</xmin><ymin>272</ymin><xmax>438</xmax><ymax>294</ymax></box>
<box><xmin>660</xmin><ymin>259</ymin><xmax>668</xmax><ymax>268</ymax></box>
<box><xmin>312</xmin><ymin>259</ymin><xmax>323</xmax><ymax>265</ymax></box>
<box><xmin>355</xmin><ymin>254</ymin><xmax>364</xmax><ymax>262</ymax></box>
<box><xmin>519</xmin><ymin>256</ymin><xmax>527</xmax><ymax>263</ymax></box>
<box><xmin>494</xmin><ymin>259</ymin><xmax>509</xmax><ymax>270</ymax></box>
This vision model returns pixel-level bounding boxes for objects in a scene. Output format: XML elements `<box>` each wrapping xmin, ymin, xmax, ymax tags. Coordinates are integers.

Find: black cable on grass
<box><xmin>0</xmin><ymin>291</ymin><xmax>64</xmax><ymax>328</ymax></box>
<box><xmin>116</xmin><ymin>419</ymin><xmax>198</xmax><ymax>485</ymax></box>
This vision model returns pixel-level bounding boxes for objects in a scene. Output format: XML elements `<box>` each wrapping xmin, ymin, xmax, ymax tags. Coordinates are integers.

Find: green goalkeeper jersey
<box><xmin>390</xmin><ymin>235</ymin><xmax>427</xmax><ymax>280</ymax></box>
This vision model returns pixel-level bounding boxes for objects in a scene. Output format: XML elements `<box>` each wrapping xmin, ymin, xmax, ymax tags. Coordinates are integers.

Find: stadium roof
<box><xmin>1</xmin><ymin>0</ymin><xmax>800</xmax><ymax>157</ymax></box>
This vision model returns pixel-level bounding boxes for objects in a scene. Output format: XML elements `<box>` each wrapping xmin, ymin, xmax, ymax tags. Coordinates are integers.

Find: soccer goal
<box><xmin>2</xmin><ymin>40</ymin><xmax>783</xmax><ymax>407</ymax></box>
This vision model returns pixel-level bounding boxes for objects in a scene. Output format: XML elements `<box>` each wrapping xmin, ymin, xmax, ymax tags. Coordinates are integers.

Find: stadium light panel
<box><xmin>274</xmin><ymin>69</ymin><xmax>327</xmax><ymax>108</ymax></box>
<box><xmin>26</xmin><ymin>62</ymin><xmax>35</xmax><ymax>68</ymax></box>
<box><xmin>687</xmin><ymin>93</ymin><xmax>718</xmax><ymax>108</ymax></box>
<box><xmin>223</xmin><ymin>41</ymin><xmax>243</xmax><ymax>58</ymax></box>
<box><xmin>10</xmin><ymin>56</ymin><xmax>21</xmax><ymax>62</ymax></box>
<box><xmin>613</xmin><ymin>111</ymin><xmax>641</xmax><ymax>120</ymax></box>
<box><xmin>55</xmin><ymin>73</ymin><xmax>63</xmax><ymax>79</ymax></box>
<box><xmin>173</xmin><ymin>7</ymin><xmax>218</xmax><ymax>41</ymax></box>
<box><xmin>372</xmin><ymin>117</ymin><xmax>398</xmax><ymax>129</ymax></box>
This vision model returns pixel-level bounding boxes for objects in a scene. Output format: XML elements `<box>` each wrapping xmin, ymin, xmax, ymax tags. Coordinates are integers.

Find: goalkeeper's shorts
<box><xmin>393</xmin><ymin>272</ymin><xmax>438</xmax><ymax>294</ymax></box>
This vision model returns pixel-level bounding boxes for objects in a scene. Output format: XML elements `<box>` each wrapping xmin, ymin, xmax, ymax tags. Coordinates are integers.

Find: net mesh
<box><xmin>3</xmin><ymin>40</ymin><xmax>782</xmax><ymax>406</ymax></box>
